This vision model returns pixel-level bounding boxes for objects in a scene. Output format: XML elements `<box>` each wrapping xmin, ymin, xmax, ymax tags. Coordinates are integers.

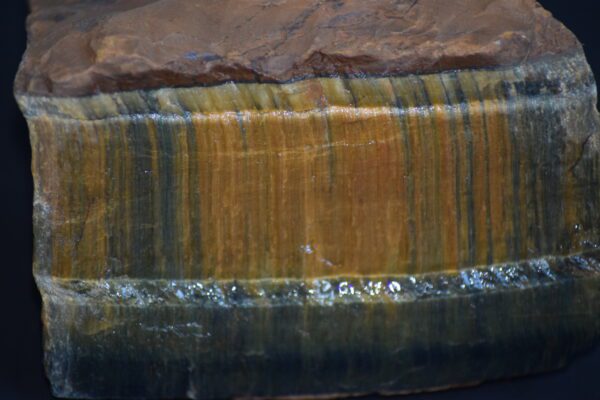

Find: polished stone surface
<box><xmin>15</xmin><ymin>1</ymin><xmax>600</xmax><ymax>398</ymax></box>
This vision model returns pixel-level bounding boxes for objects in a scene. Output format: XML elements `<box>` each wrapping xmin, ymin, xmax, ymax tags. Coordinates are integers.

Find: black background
<box><xmin>1</xmin><ymin>1</ymin><xmax>600</xmax><ymax>399</ymax></box>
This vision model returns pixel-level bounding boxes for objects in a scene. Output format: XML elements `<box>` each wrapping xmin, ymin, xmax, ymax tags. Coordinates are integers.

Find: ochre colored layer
<box><xmin>17</xmin><ymin>0</ymin><xmax>580</xmax><ymax>96</ymax></box>
<box><xmin>20</xmin><ymin>53</ymin><xmax>600</xmax><ymax>280</ymax></box>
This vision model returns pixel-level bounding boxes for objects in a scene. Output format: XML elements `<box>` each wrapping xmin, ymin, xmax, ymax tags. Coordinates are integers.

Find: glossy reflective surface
<box><xmin>18</xmin><ymin>46</ymin><xmax>600</xmax><ymax>400</ymax></box>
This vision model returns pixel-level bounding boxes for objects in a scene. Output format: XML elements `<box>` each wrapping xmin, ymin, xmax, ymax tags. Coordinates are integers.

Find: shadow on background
<box><xmin>1</xmin><ymin>1</ymin><xmax>599</xmax><ymax>399</ymax></box>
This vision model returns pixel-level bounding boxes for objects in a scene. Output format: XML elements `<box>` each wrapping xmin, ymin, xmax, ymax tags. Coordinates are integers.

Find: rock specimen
<box><xmin>15</xmin><ymin>0</ymin><xmax>600</xmax><ymax>398</ymax></box>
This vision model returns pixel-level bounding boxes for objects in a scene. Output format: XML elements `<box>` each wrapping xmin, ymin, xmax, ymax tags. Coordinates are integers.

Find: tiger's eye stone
<box><xmin>15</xmin><ymin>0</ymin><xmax>600</xmax><ymax>398</ymax></box>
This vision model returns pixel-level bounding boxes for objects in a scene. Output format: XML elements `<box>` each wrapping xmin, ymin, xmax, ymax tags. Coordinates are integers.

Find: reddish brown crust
<box><xmin>17</xmin><ymin>0</ymin><xmax>581</xmax><ymax>97</ymax></box>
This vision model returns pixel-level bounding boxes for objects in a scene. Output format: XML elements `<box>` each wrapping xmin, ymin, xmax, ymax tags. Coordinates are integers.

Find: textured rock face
<box><xmin>18</xmin><ymin>0</ymin><xmax>580</xmax><ymax>96</ymax></box>
<box><xmin>15</xmin><ymin>1</ymin><xmax>600</xmax><ymax>399</ymax></box>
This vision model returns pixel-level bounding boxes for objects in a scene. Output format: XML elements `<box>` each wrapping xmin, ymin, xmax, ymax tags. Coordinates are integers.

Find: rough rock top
<box><xmin>16</xmin><ymin>0</ymin><xmax>581</xmax><ymax>96</ymax></box>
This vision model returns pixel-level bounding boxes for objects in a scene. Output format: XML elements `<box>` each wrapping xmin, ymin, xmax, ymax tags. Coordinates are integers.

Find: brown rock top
<box><xmin>16</xmin><ymin>0</ymin><xmax>581</xmax><ymax>97</ymax></box>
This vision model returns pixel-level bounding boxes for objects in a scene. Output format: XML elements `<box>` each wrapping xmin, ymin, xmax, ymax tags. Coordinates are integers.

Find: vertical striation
<box><xmin>15</xmin><ymin>0</ymin><xmax>600</xmax><ymax>398</ymax></box>
<box><xmin>21</xmin><ymin>55</ymin><xmax>600</xmax><ymax>280</ymax></box>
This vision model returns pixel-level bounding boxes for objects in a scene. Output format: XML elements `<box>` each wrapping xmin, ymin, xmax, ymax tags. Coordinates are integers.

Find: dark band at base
<box><xmin>38</xmin><ymin>252</ymin><xmax>600</xmax><ymax>398</ymax></box>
